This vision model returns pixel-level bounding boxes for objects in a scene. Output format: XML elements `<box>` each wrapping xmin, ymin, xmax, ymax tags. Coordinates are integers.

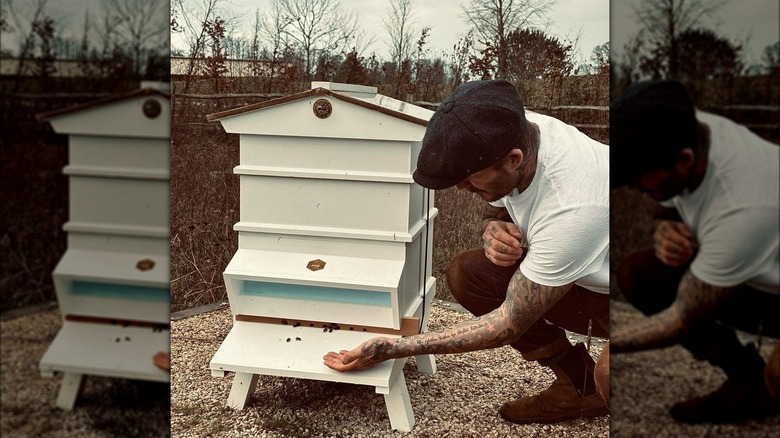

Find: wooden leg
<box><xmin>227</xmin><ymin>372</ymin><xmax>259</xmax><ymax>410</ymax></box>
<box><xmin>382</xmin><ymin>370</ymin><xmax>415</xmax><ymax>432</ymax></box>
<box><xmin>414</xmin><ymin>354</ymin><xmax>437</xmax><ymax>374</ymax></box>
<box><xmin>56</xmin><ymin>372</ymin><xmax>84</xmax><ymax>410</ymax></box>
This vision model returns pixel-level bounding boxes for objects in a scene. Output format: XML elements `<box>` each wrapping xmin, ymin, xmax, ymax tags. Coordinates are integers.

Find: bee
<box><xmin>295</xmin><ymin>337</ymin><xmax>302</xmax><ymax>341</ymax></box>
<box><xmin>286</xmin><ymin>338</ymin><xmax>291</xmax><ymax>342</ymax></box>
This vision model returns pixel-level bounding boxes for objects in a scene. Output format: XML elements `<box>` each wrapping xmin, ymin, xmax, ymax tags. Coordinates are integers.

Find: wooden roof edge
<box><xmin>35</xmin><ymin>87</ymin><xmax>170</xmax><ymax>122</ymax></box>
<box><xmin>205</xmin><ymin>87</ymin><xmax>429</xmax><ymax>127</ymax></box>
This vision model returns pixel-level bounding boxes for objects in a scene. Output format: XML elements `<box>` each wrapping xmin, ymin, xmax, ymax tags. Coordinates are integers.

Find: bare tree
<box><xmin>259</xmin><ymin>0</ymin><xmax>296</xmax><ymax>91</ymax></box>
<box><xmin>382</xmin><ymin>0</ymin><xmax>416</xmax><ymax>68</ymax></box>
<box><xmin>462</xmin><ymin>0</ymin><xmax>556</xmax><ymax>80</ymax></box>
<box><xmin>104</xmin><ymin>0</ymin><xmax>168</xmax><ymax>77</ymax></box>
<box><xmin>5</xmin><ymin>0</ymin><xmax>50</xmax><ymax>70</ymax></box>
<box><xmin>632</xmin><ymin>0</ymin><xmax>726</xmax><ymax>79</ymax></box>
<box><xmin>172</xmin><ymin>0</ymin><xmax>223</xmax><ymax>92</ymax></box>
<box><xmin>277</xmin><ymin>0</ymin><xmax>360</xmax><ymax>80</ymax></box>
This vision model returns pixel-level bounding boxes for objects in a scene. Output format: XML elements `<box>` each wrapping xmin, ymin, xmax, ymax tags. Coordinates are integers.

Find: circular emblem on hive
<box><xmin>307</xmin><ymin>259</ymin><xmax>326</xmax><ymax>271</ymax></box>
<box><xmin>312</xmin><ymin>99</ymin><xmax>332</xmax><ymax>119</ymax></box>
<box><xmin>136</xmin><ymin>259</ymin><xmax>156</xmax><ymax>271</ymax></box>
<box><xmin>142</xmin><ymin>98</ymin><xmax>162</xmax><ymax>119</ymax></box>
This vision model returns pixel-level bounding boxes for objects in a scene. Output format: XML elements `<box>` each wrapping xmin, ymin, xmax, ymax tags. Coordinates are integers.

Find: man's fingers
<box><xmin>485</xmin><ymin>250</ymin><xmax>520</xmax><ymax>267</ymax></box>
<box><xmin>505</xmin><ymin>222</ymin><xmax>525</xmax><ymax>244</ymax></box>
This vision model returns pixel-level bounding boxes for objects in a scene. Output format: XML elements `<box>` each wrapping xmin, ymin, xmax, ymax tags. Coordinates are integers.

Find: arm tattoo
<box><xmin>611</xmin><ymin>270</ymin><xmax>740</xmax><ymax>353</ymax></box>
<box><xmin>375</xmin><ymin>270</ymin><xmax>572</xmax><ymax>360</ymax></box>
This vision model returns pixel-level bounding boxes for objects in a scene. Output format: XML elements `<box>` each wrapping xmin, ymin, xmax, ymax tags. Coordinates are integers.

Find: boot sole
<box><xmin>500</xmin><ymin>404</ymin><xmax>610</xmax><ymax>425</ymax></box>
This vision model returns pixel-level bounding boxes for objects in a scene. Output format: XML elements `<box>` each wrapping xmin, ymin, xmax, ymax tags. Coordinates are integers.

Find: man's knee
<box><xmin>445</xmin><ymin>249</ymin><xmax>513</xmax><ymax>314</ymax></box>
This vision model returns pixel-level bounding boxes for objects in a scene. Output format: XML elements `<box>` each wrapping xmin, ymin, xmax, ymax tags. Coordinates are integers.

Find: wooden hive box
<box><xmin>206</xmin><ymin>82</ymin><xmax>439</xmax><ymax>431</ymax></box>
<box><xmin>36</xmin><ymin>82</ymin><xmax>171</xmax><ymax>410</ymax></box>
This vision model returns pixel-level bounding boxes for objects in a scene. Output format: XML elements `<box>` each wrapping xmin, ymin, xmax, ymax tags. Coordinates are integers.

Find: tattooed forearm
<box><xmin>612</xmin><ymin>270</ymin><xmax>740</xmax><ymax>353</ymax></box>
<box><xmin>378</xmin><ymin>270</ymin><xmax>572</xmax><ymax>359</ymax></box>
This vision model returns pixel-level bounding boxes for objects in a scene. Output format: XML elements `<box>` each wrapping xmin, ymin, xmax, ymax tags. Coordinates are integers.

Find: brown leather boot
<box><xmin>766</xmin><ymin>343</ymin><xmax>780</xmax><ymax>402</ymax></box>
<box><xmin>670</xmin><ymin>343</ymin><xmax>780</xmax><ymax>423</ymax></box>
<box><xmin>594</xmin><ymin>343</ymin><xmax>609</xmax><ymax>405</ymax></box>
<box><xmin>499</xmin><ymin>343</ymin><xmax>609</xmax><ymax>424</ymax></box>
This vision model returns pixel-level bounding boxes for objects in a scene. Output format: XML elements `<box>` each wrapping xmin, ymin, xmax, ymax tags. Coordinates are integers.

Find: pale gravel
<box><xmin>610</xmin><ymin>300</ymin><xmax>780</xmax><ymax>437</ymax></box>
<box><xmin>169</xmin><ymin>300</ymin><xmax>608</xmax><ymax>438</ymax></box>
<box><xmin>0</xmin><ymin>306</ymin><xmax>170</xmax><ymax>437</ymax></box>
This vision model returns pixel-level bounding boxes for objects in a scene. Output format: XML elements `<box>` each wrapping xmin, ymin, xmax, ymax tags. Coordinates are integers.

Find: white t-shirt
<box><xmin>661</xmin><ymin>111</ymin><xmax>779</xmax><ymax>294</ymax></box>
<box><xmin>489</xmin><ymin>112</ymin><xmax>610</xmax><ymax>294</ymax></box>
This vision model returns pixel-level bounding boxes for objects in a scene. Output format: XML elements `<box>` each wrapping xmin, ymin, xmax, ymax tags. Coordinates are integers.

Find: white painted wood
<box><xmin>227</xmin><ymin>372</ymin><xmax>259</xmax><ymax>410</ymax></box>
<box><xmin>210</xmin><ymin>321</ymin><xmax>401</xmax><ymax>388</ymax></box>
<box><xmin>54</xmin><ymin>249</ymin><xmax>169</xmax><ymax>287</ymax></box>
<box><xmin>238</xmin><ymin>135</ymin><xmax>412</xmax><ymax>176</ymax></box>
<box><xmin>223</xmin><ymin>248</ymin><xmax>402</xmax><ymax>328</ymax></box>
<box><xmin>239</xmin><ymin>176</ymin><xmax>412</xmax><ymax>236</ymax></box>
<box><xmin>64</xmin><ymin>165</ymin><xmax>169</xmax><ymax>180</ymax></box>
<box><xmin>39</xmin><ymin>321</ymin><xmax>170</xmax><ymax>383</ymax></box>
<box><xmin>64</xmin><ymin>222</ymin><xmax>169</xmax><ymax>239</ymax></box>
<box><xmin>48</xmin><ymin>95</ymin><xmax>170</xmax><ymax>138</ymax></box>
<box><xmin>237</xmin><ymin>232</ymin><xmax>406</xmax><ymax>260</ymax></box>
<box><xmin>40</xmin><ymin>85</ymin><xmax>172</xmax><ymax>411</ymax></box>
<box><xmin>219</xmin><ymin>97</ymin><xmax>427</xmax><ymax>141</ymax></box>
<box><xmin>69</xmin><ymin>136</ymin><xmax>169</xmax><ymax>175</ymax></box>
<box><xmin>56</xmin><ymin>372</ymin><xmax>84</xmax><ymax>410</ymax></box>
<box><xmin>234</xmin><ymin>165</ymin><xmax>413</xmax><ymax>184</ymax></box>
<box><xmin>382</xmin><ymin>366</ymin><xmax>415</xmax><ymax>432</ymax></box>
<box><xmin>67</xmin><ymin>233</ymin><xmax>168</xmax><ymax>256</ymax></box>
<box><xmin>413</xmin><ymin>280</ymin><xmax>438</xmax><ymax>375</ymax></box>
<box><xmin>311</xmin><ymin>81</ymin><xmax>377</xmax><ymax>96</ymax></box>
<box><xmin>233</xmin><ymin>221</ymin><xmax>416</xmax><ymax>243</ymax></box>
<box><xmin>68</xmin><ymin>177</ymin><xmax>169</xmax><ymax>233</ymax></box>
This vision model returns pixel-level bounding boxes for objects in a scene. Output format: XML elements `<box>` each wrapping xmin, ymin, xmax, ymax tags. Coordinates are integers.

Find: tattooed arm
<box><xmin>323</xmin><ymin>270</ymin><xmax>573</xmax><ymax>372</ymax></box>
<box><xmin>611</xmin><ymin>270</ymin><xmax>740</xmax><ymax>353</ymax></box>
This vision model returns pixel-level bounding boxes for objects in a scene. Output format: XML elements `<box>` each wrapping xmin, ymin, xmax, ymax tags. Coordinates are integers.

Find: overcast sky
<box><xmin>611</xmin><ymin>0</ymin><xmax>779</xmax><ymax>67</ymax></box>
<box><xmin>167</xmin><ymin>0</ymin><xmax>609</xmax><ymax>63</ymax></box>
<box><xmin>2</xmin><ymin>0</ymin><xmax>776</xmax><ymax>69</ymax></box>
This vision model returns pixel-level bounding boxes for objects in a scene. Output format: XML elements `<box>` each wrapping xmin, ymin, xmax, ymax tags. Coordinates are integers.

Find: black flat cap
<box><xmin>610</xmin><ymin>80</ymin><xmax>697</xmax><ymax>188</ymax></box>
<box><xmin>413</xmin><ymin>80</ymin><xmax>527</xmax><ymax>189</ymax></box>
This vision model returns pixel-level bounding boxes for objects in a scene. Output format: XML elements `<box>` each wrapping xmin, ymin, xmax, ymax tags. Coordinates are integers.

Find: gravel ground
<box><xmin>610</xmin><ymin>300</ymin><xmax>780</xmax><ymax>437</ymax></box>
<box><xmin>8</xmin><ymin>300</ymin><xmax>775</xmax><ymax>437</ymax></box>
<box><xmin>170</xmin><ymin>300</ymin><xmax>608</xmax><ymax>438</ymax></box>
<box><xmin>0</xmin><ymin>306</ymin><xmax>170</xmax><ymax>437</ymax></box>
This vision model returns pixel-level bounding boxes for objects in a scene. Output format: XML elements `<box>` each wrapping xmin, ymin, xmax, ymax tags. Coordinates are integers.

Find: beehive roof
<box><xmin>36</xmin><ymin>86</ymin><xmax>170</xmax><ymax>122</ymax></box>
<box><xmin>206</xmin><ymin>86</ymin><xmax>432</xmax><ymax>126</ymax></box>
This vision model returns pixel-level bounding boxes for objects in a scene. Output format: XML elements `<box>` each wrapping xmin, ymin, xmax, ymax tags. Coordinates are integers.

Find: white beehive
<box><xmin>37</xmin><ymin>82</ymin><xmax>171</xmax><ymax>410</ymax></box>
<box><xmin>207</xmin><ymin>82</ymin><xmax>438</xmax><ymax>431</ymax></box>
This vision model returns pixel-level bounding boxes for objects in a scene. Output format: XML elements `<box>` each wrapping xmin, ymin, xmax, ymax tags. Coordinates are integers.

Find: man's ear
<box><xmin>506</xmin><ymin>148</ymin><xmax>524</xmax><ymax>170</ymax></box>
<box><xmin>675</xmin><ymin>148</ymin><xmax>695</xmax><ymax>173</ymax></box>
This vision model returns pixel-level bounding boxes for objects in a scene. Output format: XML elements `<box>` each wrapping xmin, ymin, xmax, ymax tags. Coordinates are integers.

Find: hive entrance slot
<box><xmin>71</xmin><ymin>281</ymin><xmax>169</xmax><ymax>301</ymax></box>
<box><xmin>242</xmin><ymin>280</ymin><xmax>392</xmax><ymax>307</ymax></box>
<box><xmin>235</xmin><ymin>314</ymin><xmax>420</xmax><ymax>336</ymax></box>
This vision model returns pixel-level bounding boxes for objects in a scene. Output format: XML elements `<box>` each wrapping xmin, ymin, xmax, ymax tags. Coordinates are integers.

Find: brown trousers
<box><xmin>446</xmin><ymin>249</ymin><xmax>610</xmax><ymax>364</ymax></box>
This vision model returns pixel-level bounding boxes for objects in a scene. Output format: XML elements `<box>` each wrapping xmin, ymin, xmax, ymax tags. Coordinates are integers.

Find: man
<box><xmin>610</xmin><ymin>80</ymin><xmax>780</xmax><ymax>423</ymax></box>
<box><xmin>323</xmin><ymin>79</ymin><xmax>610</xmax><ymax>424</ymax></box>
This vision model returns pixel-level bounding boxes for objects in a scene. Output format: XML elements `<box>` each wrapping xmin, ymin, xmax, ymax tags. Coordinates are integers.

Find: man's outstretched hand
<box><xmin>323</xmin><ymin>337</ymin><xmax>394</xmax><ymax>372</ymax></box>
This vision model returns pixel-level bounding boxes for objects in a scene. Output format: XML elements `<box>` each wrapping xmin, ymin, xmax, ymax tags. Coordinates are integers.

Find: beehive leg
<box><xmin>56</xmin><ymin>372</ymin><xmax>84</xmax><ymax>410</ymax></box>
<box><xmin>414</xmin><ymin>354</ymin><xmax>437</xmax><ymax>374</ymax></box>
<box><xmin>414</xmin><ymin>310</ymin><xmax>437</xmax><ymax>374</ymax></box>
<box><xmin>227</xmin><ymin>372</ymin><xmax>259</xmax><ymax>409</ymax></box>
<box><xmin>380</xmin><ymin>370</ymin><xmax>415</xmax><ymax>432</ymax></box>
